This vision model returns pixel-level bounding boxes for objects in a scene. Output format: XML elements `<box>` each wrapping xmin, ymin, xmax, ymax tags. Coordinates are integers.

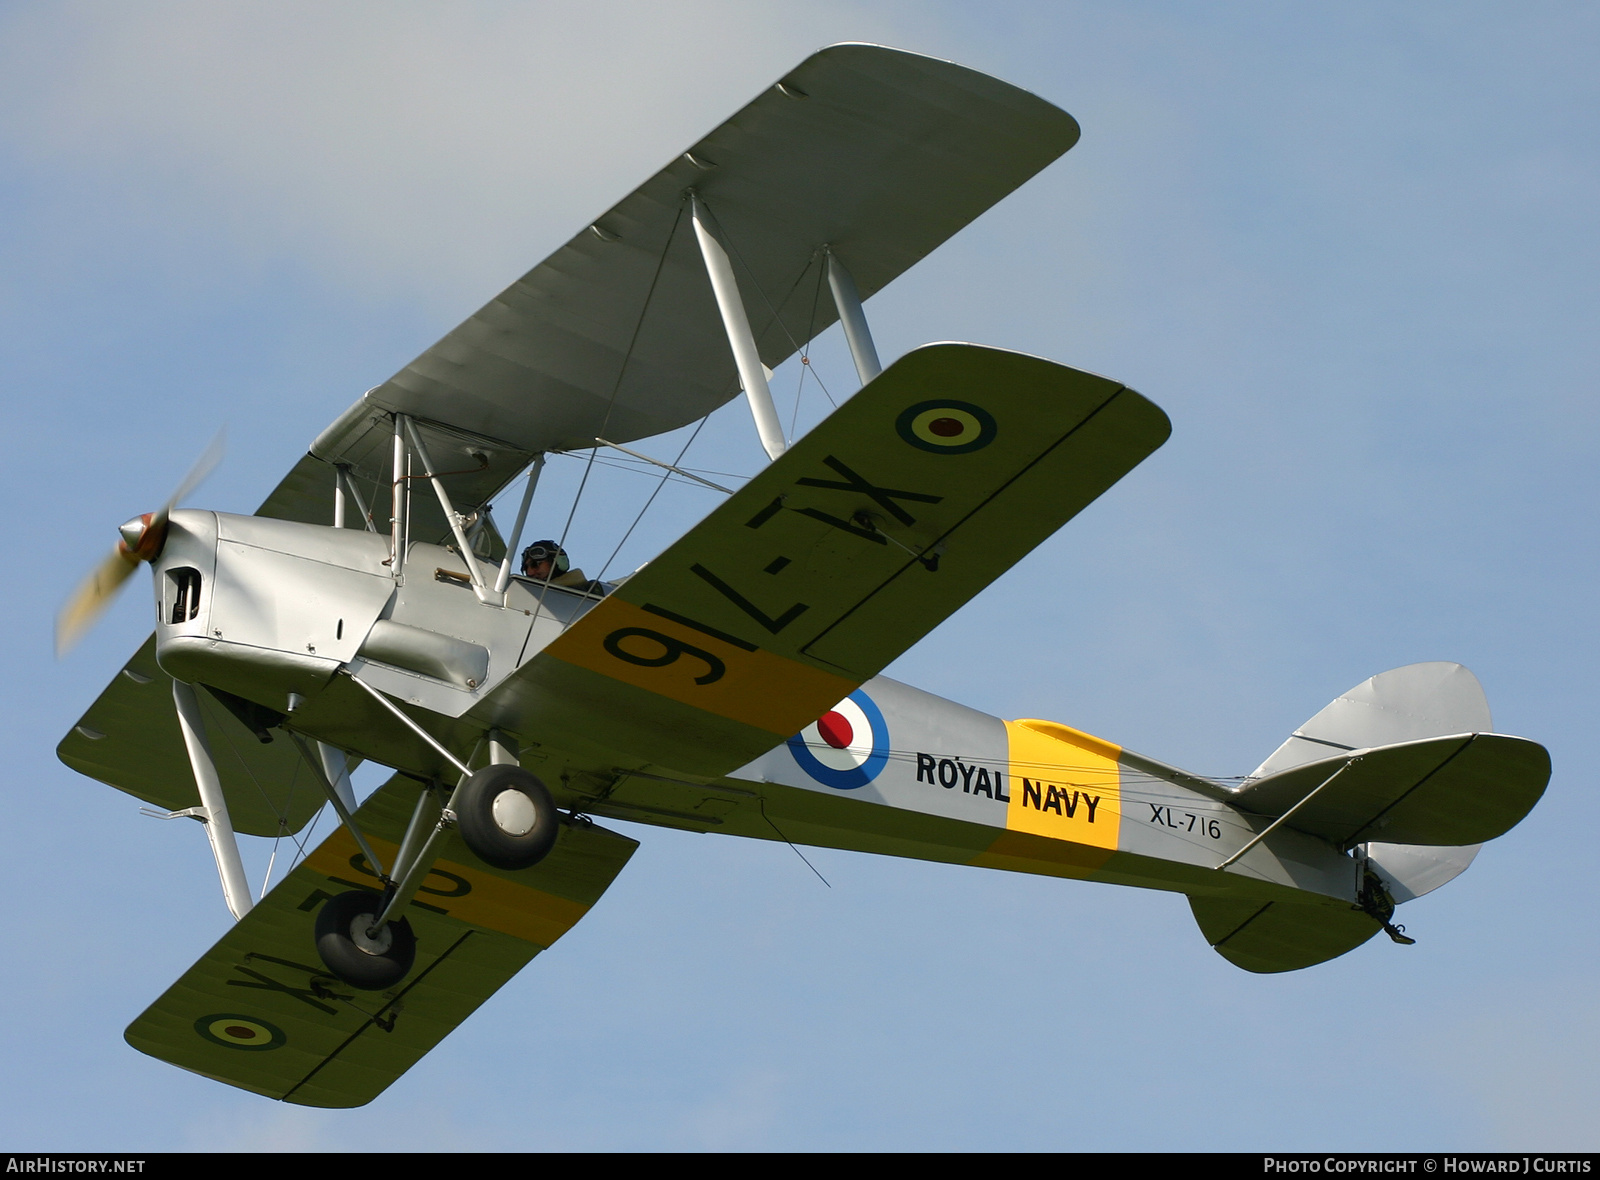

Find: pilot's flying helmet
<box><xmin>520</xmin><ymin>540</ymin><xmax>570</xmax><ymax>575</ymax></box>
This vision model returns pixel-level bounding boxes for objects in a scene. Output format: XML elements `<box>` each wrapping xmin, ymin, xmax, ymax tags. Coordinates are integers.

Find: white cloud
<box><xmin>0</xmin><ymin>0</ymin><xmax>912</xmax><ymax>309</ymax></box>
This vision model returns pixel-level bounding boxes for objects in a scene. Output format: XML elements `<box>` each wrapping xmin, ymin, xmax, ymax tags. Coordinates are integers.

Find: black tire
<box><xmin>314</xmin><ymin>889</ymin><xmax>416</xmax><ymax>991</ymax></box>
<box><xmin>454</xmin><ymin>764</ymin><xmax>559</xmax><ymax>871</ymax></box>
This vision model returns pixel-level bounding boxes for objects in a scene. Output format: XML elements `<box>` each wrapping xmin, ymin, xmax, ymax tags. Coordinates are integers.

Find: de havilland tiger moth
<box><xmin>54</xmin><ymin>44</ymin><xmax>1550</xmax><ymax>1107</ymax></box>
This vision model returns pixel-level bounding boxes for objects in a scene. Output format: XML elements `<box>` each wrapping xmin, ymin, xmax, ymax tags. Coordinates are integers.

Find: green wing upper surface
<box><xmin>475</xmin><ymin>343</ymin><xmax>1170</xmax><ymax>777</ymax></box>
<box><xmin>125</xmin><ymin>775</ymin><xmax>637</xmax><ymax>1107</ymax></box>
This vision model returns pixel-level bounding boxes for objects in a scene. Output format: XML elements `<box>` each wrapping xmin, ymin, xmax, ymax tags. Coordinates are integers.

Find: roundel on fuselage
<box><xmin>787</xmin><ymin>690</ymin><xmax>889</xmax><ymax>790</ymax></box>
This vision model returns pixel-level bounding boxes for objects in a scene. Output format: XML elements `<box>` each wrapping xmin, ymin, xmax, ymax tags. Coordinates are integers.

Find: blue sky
<box><xmin>3</xmin><ymin>1</ymin><xmax>1596</xmax><ymax>1151</ymax></box>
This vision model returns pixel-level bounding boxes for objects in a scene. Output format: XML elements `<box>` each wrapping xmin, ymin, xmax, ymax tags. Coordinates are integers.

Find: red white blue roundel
<box><xmin>787</xmin><ymin>690</ymin><xmax>889</xmax><ymax>790</ymax></box>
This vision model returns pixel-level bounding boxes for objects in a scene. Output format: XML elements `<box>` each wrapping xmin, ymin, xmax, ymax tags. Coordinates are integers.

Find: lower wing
<box><xmin>124</xmin><ymin>774</ymin><xmax>637</xmax><ymax>1107</ymax></box>
<box><xmin>479</xmin><ymin>342</ymin><xmax>1170</xmax><ymax>778</ymax></box>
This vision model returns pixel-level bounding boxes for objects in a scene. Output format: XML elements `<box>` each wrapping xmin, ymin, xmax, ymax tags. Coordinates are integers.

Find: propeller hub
<box><xmin>118</xmin><ymin>512</ymin><xmax>165</xmax><ymax>562</ymax></box>
<box><xmin>58</xmin><ymin>430</ymin><xmax>221</xmax><ymax>657</ymax></box>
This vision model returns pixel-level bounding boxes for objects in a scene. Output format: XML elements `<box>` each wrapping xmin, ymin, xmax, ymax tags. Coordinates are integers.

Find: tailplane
<box><xmin>1189</xmin><ymin>663</ymin><xmax>1548</xmax><ymax>973</ymax></box>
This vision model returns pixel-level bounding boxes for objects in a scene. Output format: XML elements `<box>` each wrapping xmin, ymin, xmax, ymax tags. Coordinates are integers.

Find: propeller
<box><xmin>56</xmin><ymin>432</ymin><xmax>224</xmax><ymax>657</ymax></box>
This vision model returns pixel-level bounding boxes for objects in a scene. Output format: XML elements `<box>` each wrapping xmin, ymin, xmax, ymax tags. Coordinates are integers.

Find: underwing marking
<box><xmin>796</xmin><ymin>507</ymin><xmax>888</xmax><ymax>545</ymax></box>
<box><xmin>227</xmin><ymin>962</ymin><xmax>339</xmax><ymax>1015</ymax></box>
<box><xmin>795</xmin><ymin>455</ymin><xmax>944</xmax><ymax>526</ymax></box>
<box><xmin>689</xmin><ymin>563</ymin><xmax>809</xmax><ymax>635</ymax></box>
<box><xmin>603</xmin><ymin>627</ymin><xmax>726</xmax><ymax>684</ymax></box>
<box><xmin>745</xmin><ymin>497</ymin><xmax>784</xmax><ymax>529</ymax></box>
<box><xmin>642</xmin><ymin>602</ymin><xmax>759</xmax><ymax>652</ymax></box>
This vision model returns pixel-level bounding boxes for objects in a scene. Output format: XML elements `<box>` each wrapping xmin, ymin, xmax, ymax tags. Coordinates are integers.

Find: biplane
<box><xmin>55</xmin><ymin>45</ymin><xmax>1550</xmax><ymax>1107</ymax></box>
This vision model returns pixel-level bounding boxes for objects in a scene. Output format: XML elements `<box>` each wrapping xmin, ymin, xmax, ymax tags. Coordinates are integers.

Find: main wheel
<box><xmin>454</xmin><ymin>764</ymin><xmax>559</xmax><ymax>870</ymax></box>
<box><xmin>314</xmin><ymin>890</ymin><xmax>417</xmax><ymax>991</ymax></box>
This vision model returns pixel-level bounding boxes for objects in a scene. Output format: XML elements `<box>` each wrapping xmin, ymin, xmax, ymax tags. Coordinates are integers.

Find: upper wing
<box><xmin>474</xmin><ymin>343</ymin><xmax>1170</xmax><ymax>777</ymax></box>
<box><xmin>257</xmin><ymin>44</ymin><xmax>1080</xmax><ymax>528</ymax></box>
<box><xmin>124</xmin><ymin>773</ymin><xmax>637</xmax><ymax>1107</ymax></box>
<box><xmin>57</xmin><ymin>635</ymin><xmax>327</xmax><ymax>837</ymax></box>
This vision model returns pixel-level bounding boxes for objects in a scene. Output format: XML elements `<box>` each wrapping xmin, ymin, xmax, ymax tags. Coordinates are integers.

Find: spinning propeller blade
<box><xmin>55</xmin><ymin>432</ymin><xmax>224</xmax><ymax>657</ymax></box>
<box><xmin>166</xmin><ymin>431</ymin><xmax>224</xmax><ymax>511</ymax></box>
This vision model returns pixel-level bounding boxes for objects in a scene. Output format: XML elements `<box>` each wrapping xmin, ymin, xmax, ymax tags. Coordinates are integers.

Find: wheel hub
<box><xmin>349</xmin><ymin>914</ymin><xmax>394</xmax><ymax>956</ymax></box>
<box><xmin>491</xmin><ymin>788</ymin><xmax>538</xmax><ymax>837</ymax></box>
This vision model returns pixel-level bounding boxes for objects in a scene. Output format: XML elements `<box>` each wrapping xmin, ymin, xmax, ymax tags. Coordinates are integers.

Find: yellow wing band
<box><xmin>544</xmin><ymin>595</ymin><xmax>856</xmax><ymax>737</ymax></box>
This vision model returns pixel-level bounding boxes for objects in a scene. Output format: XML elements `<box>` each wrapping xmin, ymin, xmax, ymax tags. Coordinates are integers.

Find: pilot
<box><xmin>520</xmin><ymin>540</ymin><xmax>607</xmax><ymax>595</ymax></box>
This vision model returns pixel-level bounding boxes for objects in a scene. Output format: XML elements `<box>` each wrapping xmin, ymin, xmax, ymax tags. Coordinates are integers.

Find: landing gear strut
<box><xmin>300</xmin><ymin>701</ymin><xmax>556</xmax><ymax>990</ymax></box>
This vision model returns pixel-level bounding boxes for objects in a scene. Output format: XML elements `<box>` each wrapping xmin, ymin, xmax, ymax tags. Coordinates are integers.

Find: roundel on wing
<box><xmin>896</xmin><ymin>399</ymin><xmax>997</xmax><ymax>454</ymax></box>
<box><xmin>787</xmin><ymin>690</ymin><xmax>890</xmax><ymax>790</ymax></box>
<box><xmin>194</xmin><ymin>1013</ymin><xmax>287</xmax><ymax>1051</ymax></box>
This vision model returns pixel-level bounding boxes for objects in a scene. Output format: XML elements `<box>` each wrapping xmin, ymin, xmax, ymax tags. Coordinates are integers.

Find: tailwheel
<box><xmin>314</xmin><ymin>890</ymin><xmax>417</xmax><ymax>991</ymax></box>
<box><xmin>454</xmin><ymin>765</ymin><xmax>559</xmax><ymax>871</ymax></box>
<box><xmin>1358</xmin><ymin>869</ymin><xmax>1417</xmax><ymax>946</ymax></box>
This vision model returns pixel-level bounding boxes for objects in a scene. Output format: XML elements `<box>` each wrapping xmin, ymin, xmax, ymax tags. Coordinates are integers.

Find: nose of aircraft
<box><xmin>118</xmin><ymin>512</ymin><xmax>164</xmax><ymax>560</ymax></box>
<box><xmin>56</xmin><ymin>431</ymin><xmax>223</xmax><ymax>656</ymax></box>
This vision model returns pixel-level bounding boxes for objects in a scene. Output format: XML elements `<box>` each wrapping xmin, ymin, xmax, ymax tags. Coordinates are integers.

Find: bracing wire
<box><xmin>794</xmin><ymin>739</ymin><xmax>1245</xmax><ymax>784</ymax></box>
<box><xmin>518</xmin><ymin>207</ymin><xmax>685</xmax><ymax>629</ymax></box>
<box><xmin>789</xmin><ymin>255</ymin><xmax>830</xmax><ymax>442</ymax></box>
<box><xmin>711</xmin><ymin>201</ymin><xmax>813</xmax><ymax>357</ymax></box>
<box><xmin>696</xmin><ymin>200</ymin><xmax>848</xmax><ymax>414</ymax></box>
<box><xmin>596</xmin><ymin>414</ymin><xmax>710</xmax><ymax>584</ymax></box>
<box><xmin>555</xmin><ymin>206</ymin><xmax>684</xmax><ymax>562</ymax></box>
<box><xmin>582</xmin><ymin>452</ymin><xmax>748</xmax><ymax>483</ymax></box>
